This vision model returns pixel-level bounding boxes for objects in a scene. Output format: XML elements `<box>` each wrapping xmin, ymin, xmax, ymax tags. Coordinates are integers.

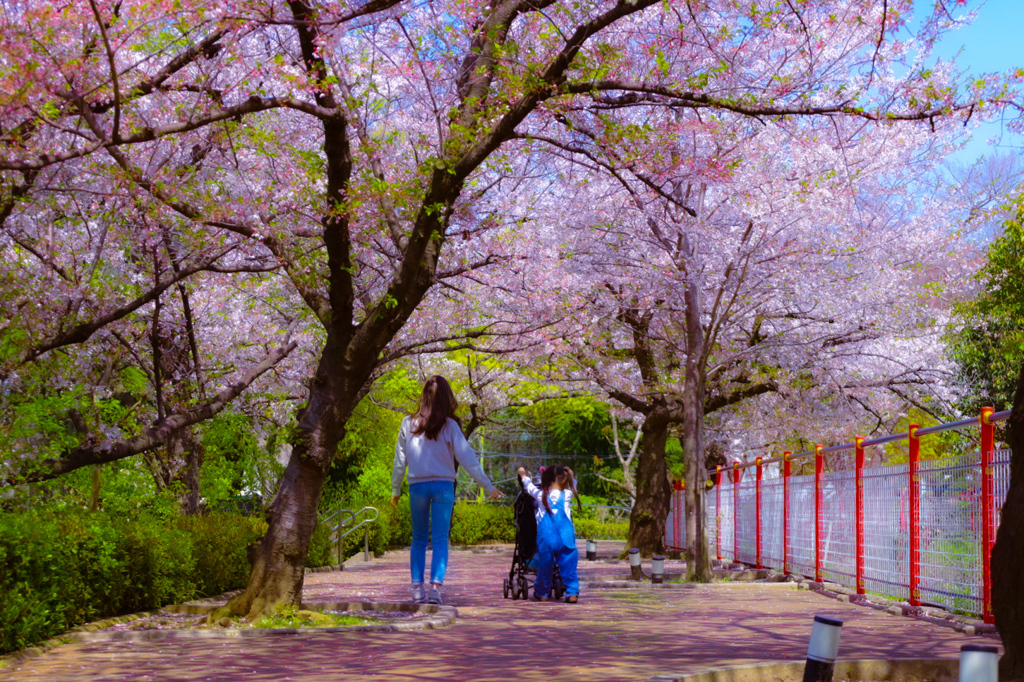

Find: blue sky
<box><xmin>927</xmin><ymin>0</ymin><xmax>1024</xmax><ymax>165</ymax></box>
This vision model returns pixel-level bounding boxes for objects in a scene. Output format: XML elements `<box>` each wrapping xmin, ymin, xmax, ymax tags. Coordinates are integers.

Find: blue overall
<box><xmin>534</xmin><ymin>493</ymin><xmax>580</xmax><ymax>599</ymax></box>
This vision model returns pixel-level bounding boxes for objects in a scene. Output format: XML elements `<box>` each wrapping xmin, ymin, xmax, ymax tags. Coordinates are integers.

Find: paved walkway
<box><xmin>1</xmin><ymin>542</ymin><xmax>1001</xmax><ymax>681</ymax></box>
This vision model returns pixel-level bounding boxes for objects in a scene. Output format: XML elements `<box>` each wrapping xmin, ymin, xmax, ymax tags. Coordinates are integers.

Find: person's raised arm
<box><xmin>518</xmin><ymin>467</ymin><xmax>542</xmax><ymax>502</ymax></box>
<box><xmin>451</xmin><ymin>421</ymin><xmax>504</xmax><ymax>499</ymax></box>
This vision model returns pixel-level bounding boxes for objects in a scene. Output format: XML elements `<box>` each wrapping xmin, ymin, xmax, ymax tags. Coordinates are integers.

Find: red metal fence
<box><xmin>664</xmin><ymin>408</ymin><xmax>1011</xmax><ymax>623</ymax></box>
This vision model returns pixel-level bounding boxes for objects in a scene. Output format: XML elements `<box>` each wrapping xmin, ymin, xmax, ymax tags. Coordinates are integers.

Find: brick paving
<box><xmin>1</xmin><ymin>542</ymin><xmax>1001</xmax><ymax>681</ymax></box>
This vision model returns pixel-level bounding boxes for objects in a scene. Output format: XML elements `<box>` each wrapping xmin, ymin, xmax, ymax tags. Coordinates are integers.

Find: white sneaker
<box><xmin>412</xmin><ymin>586</ymin><xmax>426</xmax><ymax>604</ymax></box>
<box><xmin>426</xmin><ymin>588</ymin><xmax>442</xmax><ymax>604</ymax></box>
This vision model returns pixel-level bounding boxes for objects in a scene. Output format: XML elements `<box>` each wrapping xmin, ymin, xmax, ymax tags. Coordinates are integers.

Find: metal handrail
<box><xmin>708</xmin><ymin>408</ymin><xmax>1013</xmax><ymax>473</ymax></box>
<box><xmin>323</xmin><ymin>506</ymin><xmax>379</xmax><ymax>565</ymax></box>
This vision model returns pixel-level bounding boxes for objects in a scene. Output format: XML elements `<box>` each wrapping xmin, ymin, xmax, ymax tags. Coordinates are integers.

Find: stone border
<box><xmin>0</xmin><ymin>601</ymin><xmax>456</xmax><ymax>670</ymax></box>
<box><xmin>646</xmin><ymin>658</ymin><xmax>959</xmax><ymax>682</ymax></box>
<box><xmin>793</xmin><ymin>579</ymin><xmax>998</xmax><ymax>637</ymax></box>
<box><xmin>69</xmin><ymin>602</ymin><xmax>458</xmax><ymax>642</ymax></box>
<box><xmin>584</xmin><ymin>580</ymin><xmax>699</xmax><ymax>590</ymax></box>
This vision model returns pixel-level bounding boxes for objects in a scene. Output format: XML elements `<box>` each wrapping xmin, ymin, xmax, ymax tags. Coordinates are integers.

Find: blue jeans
<box><xmin>409</xmin><ymin>480</ymin><xmax>455</xmax><ymax>585</ymax></box>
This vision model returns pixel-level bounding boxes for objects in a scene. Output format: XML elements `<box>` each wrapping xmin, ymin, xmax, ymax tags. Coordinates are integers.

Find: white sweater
<box><xmin>520</xmin><ymin>475</ymin><xmax>574</xmax><ymax>523</ymax></box>
<box><xmin>391</xmin><ymin>417</ymin><xmax>496</xmax><ymax>496</ymax></box>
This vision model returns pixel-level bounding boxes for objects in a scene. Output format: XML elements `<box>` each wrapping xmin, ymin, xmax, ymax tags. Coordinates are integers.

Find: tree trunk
<box><xmin>145</xmin><ymin>427</ymin><xmax>204</xmax><ymax>515</ymax></box>
<box><xmin>993</xmin><ymin>362</ymin><xmax>1024</xmax><ymax>681</ymax></box>
<box><xmin>680</xmin><ymin>229</ymin><xmax>711</xmax><ymax>582</ymax></box>
<box><xmin>227</xmin><ymin>343</ymin><xmax>361</xmax><ymax>618</ymax></box>
<box><xmin>626</xmin><ymin>408</ymin><xmax>672</xmax><ymax>556</ymax></box>
<box><xmin>684</xmin><ymin>455</ymin><xmax>712</xmax><ymax>582</ymax></box>
<box><xmin>682</xmin><ymin>378</ymin><xmax>711</xmax><ymax>581</ymax></box>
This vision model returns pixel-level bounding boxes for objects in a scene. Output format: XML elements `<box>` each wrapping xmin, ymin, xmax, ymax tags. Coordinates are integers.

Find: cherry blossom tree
<box><xmin>1</xmin><ymin>0</ymin><xmax>1020</xmax><ymax>616</ymax></box>
<box><xmin>516</xmin><ymin>95</ymin><xmax>990</xmax><ymax>575</ymax></box>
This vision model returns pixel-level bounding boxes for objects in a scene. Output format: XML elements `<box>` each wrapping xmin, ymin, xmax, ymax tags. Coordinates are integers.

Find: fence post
<box><xmin>756</xmin><ymin>457</ymin><xmax>763</xmax><ymax>569</ymax></box>
<box><xmin>981</xmin><ymin>406</ymin><xmax>995</xmax><ymax>625</ymax></box>
<box><xmin>908</xmin><ymin>424</ymin><xmax>920</xmax><ymax>607</ymax></box>
<box><xmin>855</xmin><ymin>436</ymin><xmax>865</xmax><ymax>596</ymax></box>
<box><xmin>783</xmin><ymin>451</ymin><xmax>791</xmax><ymax>575</ymax></box>
<box><xmin>733</xmin><ymin>461</ymin><xmax>742</xmax><ymax>563</ymax></box>
<box><xmin>815</xmin><ymin>445</ymin><xmax>823</xmax><ymax>583</ymax></box>
<box><xmin>716</xmin><ymin>465</ymin><xmax>723</xmax><ymax>561</ymax></box>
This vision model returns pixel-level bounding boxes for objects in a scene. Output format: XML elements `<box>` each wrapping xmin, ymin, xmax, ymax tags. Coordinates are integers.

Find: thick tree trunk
<box><xmin>682</xmin><ymin>374</ymin><xmax>711</xmax><ymax>581</ymax></box>
<box><xmin>227</xmin><ymin>340</ymin><xmax>365</xmax><ymax>618</ymax></box>
<box><xmin>626</xmin><ymin>408</ymin><xmax>672</xmax><ymax>556</ymax></box>
<box><xmin>684</xmin><ymin>456</ymin><xmax>712</xmax><ymax>582</ymax></box>
<box><xmin>993</xmin><ymin>363</ymin><xmax>1024</xmax><ymax>681</ymax></box>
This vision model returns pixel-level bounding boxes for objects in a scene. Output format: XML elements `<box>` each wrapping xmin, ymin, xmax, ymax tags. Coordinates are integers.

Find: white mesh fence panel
<box><xmin>737</xmin><ymin>472</ymin><xmax>757</xmax><ymax>564</ymax></box>
<box><xmin>994</xmin><ymin>448</ymin><xmax>1012</xmax><ymax>525</ymax></box>
<box><xmin>918</xmin><ymin>453</ymin><xmax>982</xmax><ymax>614</ymax></box>
<box><xmin>862</xmin><ymin>461</ymin><xmax>910</xmax><ymax>601</ymax></box>
<box><xmin>717</xmin><ymin>477</ymin><xmax>735</xmax><ymax>562</ymax></box>
<box><xmin>761</xmin><ymin>467</ymin><xmax>785</xmax><ymax>569</ymax></box>
<box><xmin>820</xmin><ymin>468</ymin><xmax>856</xmax><ymax>589</ymax></box>
<box><xmin>787</xmin><ymin>473</ymin><xmax>816</xmax><ymax>577</ymax></box>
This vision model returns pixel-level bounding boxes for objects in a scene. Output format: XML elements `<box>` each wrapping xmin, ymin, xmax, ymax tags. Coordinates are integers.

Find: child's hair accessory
<box><xmin>539</xmin><ymin>466</ymin><xmax>546</xmax><ymax>473</ymax></box>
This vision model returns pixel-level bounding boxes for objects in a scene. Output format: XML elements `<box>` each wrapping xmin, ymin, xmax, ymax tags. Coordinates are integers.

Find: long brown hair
<box><xmin>541</xmin><ymin>465</ymin><xmax>583</xmax><ymax>514</ymax></box>
<box><xmin>411</xmin><ymin>375</ymin><xmax>461</xmax><ymax>440</ymax></box>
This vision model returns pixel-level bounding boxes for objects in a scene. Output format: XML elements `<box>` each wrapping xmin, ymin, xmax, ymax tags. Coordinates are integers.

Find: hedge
<box><xmin>0</xmin><ymin>509</ymin><xmax>266</xmax><ymax>655</ymax></box>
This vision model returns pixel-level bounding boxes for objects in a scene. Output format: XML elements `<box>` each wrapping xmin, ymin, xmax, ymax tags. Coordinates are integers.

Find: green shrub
<box><xmin>306</xmin><ymin>521</ymin><xmax>334</xmax><ymax>568</ymax></box>
<box><xmin>574</xmin><ymin>517</ymin><xmax>628</xmax><ymax>540</ymax></box>
<box><xmin>0</xmin><ymin>508</ymin><xmax>264</xmax><ymax>655</ymax></box>
<box><xmin>176</xmin><ymin>512</ymin><xmax>266</xmax><ymax>597</ymax></box>
<box><xmin>450</xmin><ymin>502</ymin><xmax>514</xmax><ymax>544</ymax></box>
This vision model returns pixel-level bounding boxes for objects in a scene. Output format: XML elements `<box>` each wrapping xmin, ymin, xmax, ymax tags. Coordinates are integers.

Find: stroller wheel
<box><xmin>518</xmin><ymin>576</ymin><xmax>528</xmax><ymax>600</ymax></box>
<box><xmin>503</xmin><ymin>578</ymin><xmax>510</xmax><ymax>599</ymax></box>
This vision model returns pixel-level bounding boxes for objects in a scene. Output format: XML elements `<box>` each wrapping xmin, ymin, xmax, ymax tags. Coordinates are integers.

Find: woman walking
<box><xmin>391</xmin><ymin>375</ymin><xmax>503</xmax><ymax>604</ymax></box>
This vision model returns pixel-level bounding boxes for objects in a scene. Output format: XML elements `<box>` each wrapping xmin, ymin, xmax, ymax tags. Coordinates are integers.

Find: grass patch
<box><xmin>607</xmin><ymin>591</ymin><xmax>659</xmax><ymax>604</ymax></box>
<box><xmin>253</xmin><ymin>608</ymin><xmax>377</xmax><ymax>629</ymax></box>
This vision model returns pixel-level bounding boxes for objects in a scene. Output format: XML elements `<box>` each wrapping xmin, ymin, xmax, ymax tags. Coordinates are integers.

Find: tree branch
<box><xmin>4</xmin><ymin>333</ymin><xmax>299</xmax><ymax>486</ymax></box>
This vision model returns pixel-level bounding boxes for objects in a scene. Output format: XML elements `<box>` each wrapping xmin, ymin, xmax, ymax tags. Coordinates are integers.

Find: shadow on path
<box><xmin>1</xmin><ymin>543</ymin><xmax>1001</xmax><ymax>682</ymax></box>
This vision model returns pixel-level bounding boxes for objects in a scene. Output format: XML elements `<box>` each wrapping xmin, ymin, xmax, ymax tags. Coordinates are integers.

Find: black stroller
<box><xmin>503</xmin><ymin>475</ymin><xmax>565</xmax><ymax>600</ymax></box>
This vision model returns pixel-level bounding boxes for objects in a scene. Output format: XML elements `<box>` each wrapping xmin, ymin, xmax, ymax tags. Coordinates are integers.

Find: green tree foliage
<box><xmin>200</xmin><ymin>413</ymin><xmax>284</xmax><ymax>510</ymax></box>
<box><xmin>948</xmin><ymin>197</ymin><xmax>1024</xmax><ymax>416</ymax></box>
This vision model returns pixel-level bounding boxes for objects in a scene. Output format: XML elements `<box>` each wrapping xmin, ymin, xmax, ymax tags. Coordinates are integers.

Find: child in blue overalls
<box><xmin>517</xmin><ymin>465</ymin><xmax>581</xmax><ymax>603</ymax></box>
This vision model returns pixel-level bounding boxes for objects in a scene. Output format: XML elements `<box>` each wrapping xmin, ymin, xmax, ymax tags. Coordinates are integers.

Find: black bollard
<box><xmin>586</xmin><ymin>539</ymin><xmax>598</xmax><ymax>561</ymax></box>
<box><xmin>802</xmin><ymin>615</ymin><xmax>843</xmax><ymax>682</ymax></box>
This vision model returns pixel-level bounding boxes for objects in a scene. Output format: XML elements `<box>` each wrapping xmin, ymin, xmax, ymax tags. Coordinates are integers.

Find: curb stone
<box><xmin>800</xmin><ymin>579</ymin><xmax>998</xmax><ymax>637</ymax></box>
<box><xmin>0</xmin><ymin>595</ymin><xmax>454</xmax><ymax>670</ymax></box>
